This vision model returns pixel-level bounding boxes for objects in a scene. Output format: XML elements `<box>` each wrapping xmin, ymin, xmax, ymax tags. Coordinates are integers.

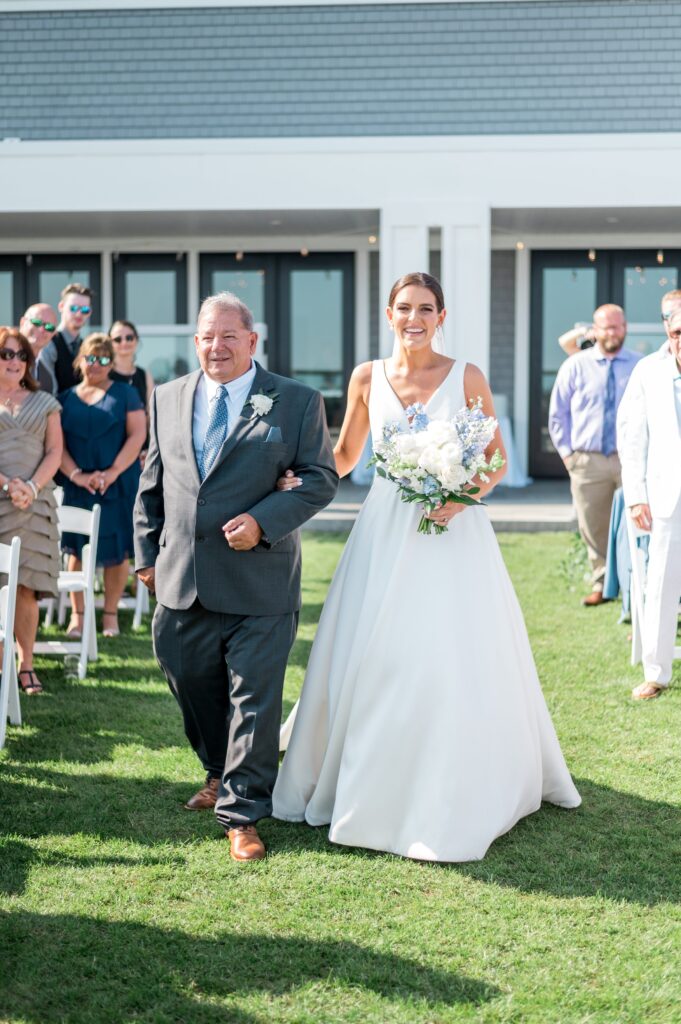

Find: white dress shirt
<box><xmin>192</xmin><ymin>361</ymin><xmax>257</xmax><ymax>468</ymax></box>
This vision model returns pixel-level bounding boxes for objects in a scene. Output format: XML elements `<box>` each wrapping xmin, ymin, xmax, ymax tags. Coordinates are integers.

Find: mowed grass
<box><xmin>1</xmin><ymin>532</ymin><xmax>680</xmax><ymax>1024</ymax></box>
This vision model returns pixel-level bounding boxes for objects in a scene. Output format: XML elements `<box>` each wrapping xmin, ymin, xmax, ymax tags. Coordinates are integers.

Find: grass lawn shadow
<box><xmin>454</xmin><ymin>777</ymin><xmax>681</xmax><ymax>906</ymax></box>
<box><xmin>0</xmin><ymin>910</ymin><xmax>499</xmax><ymax>1024</ymax></box>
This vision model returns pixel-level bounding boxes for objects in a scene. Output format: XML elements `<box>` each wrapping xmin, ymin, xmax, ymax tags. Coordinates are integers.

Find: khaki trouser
<box><xmin>566</xmin><ymin>451</ymin><xmax>621</xmax><ymax>592</ymax></box>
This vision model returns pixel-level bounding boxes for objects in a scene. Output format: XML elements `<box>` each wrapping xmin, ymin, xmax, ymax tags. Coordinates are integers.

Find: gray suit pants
<box><xmin>153</xmin><ymin>600</ymin><xmax>297</xmax><ymax>828</ymax></box>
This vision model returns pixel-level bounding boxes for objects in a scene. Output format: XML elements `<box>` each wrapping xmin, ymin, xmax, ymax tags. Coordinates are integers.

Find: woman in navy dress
<box><xmin>59</xmin><ymin>333</ymin><xmax>146</xmax><ymax>637</ymax></box>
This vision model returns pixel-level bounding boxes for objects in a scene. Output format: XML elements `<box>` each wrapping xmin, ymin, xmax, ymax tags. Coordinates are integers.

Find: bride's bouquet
<box><xmin>370</xmin><ymin>399</ymin><xmax>505</xmax><ymax>534</ymax></box>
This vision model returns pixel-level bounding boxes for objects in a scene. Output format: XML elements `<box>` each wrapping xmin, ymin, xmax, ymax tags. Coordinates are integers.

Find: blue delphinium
<box><xmin>405</xmin><ymin>402</ymin><xmax>429</xmax><ymax>432</ymax></box>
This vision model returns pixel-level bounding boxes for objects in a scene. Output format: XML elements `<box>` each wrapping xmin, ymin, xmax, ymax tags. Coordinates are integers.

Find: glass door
<box><xmin>26</xmin><ymin>254</ymin><xmax>101</xmax><ymax>326</ymax></box>
<box><xmin>113</xmin><ymin>253</ymin><xmax>188</xmax><ymax>384</ymax></box>
<box><xmin>200</xmin><ymin>254</ymin><xmax>274</xmax><ymax>369</ymax></box>
<box><xmin>279</xmin><ymin>254</ymin><xmax>354</xmax><ymax>429</ymax></box>
<box><xmin>610</xmin><ymin>251</ymin><xmax>681</xmax><ymax>356</ymax></box>
<box><xmin>530</xmin><ymin>253</ymin><xmax>605</xmax><ymax>476</ymax></box>
<box><xmin>530</xmin><ymin>248</ymin><xmax>681</xmax><ymax>477</ymax></box>
<box><xmin>0</xmin><ymin>256</ymin><xmax>25</xmax><ymax>326</ymax></box>
<box><xmin>200</xmin><ymin>253</ymin><xmax>354</xmax><ymax>427</ymax></box>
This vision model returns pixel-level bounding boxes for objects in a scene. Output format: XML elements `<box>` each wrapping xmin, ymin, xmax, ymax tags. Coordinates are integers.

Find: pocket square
<box><xmin>265</xmin><ymin>426</ymin><xmax>283</xmax><ymax>443</ymax></box>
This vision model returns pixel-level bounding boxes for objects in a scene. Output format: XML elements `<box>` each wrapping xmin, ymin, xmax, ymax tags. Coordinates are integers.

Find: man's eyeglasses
<box><xmin>83</xmin><ymin>354</ymin><xmax>111</xmax><ymax>367</ymax></box>
<box><xmin>0</xmin><ymin>348</ymin><xmax>29</xmax><ymax>363</ymax></box>
<box><xmin>29</xmin><ymin>318</ymin><xmax>56</xmax><ymax>332</ymax></box>
<box><xmin>69</xmin><ymin>305</ymin><xmax>92</xmax><ymax>315</ymax></box>
<box><xmin>110</xmin><ymin>334</ymin><xmax>136</xmax><ymax>343</ymax></box>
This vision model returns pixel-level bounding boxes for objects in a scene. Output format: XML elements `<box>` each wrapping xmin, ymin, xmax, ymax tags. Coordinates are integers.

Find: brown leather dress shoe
<box><xmin>184</xmin><ymin>777</ymin><xmax>219</xmax><ymax>811</ymax></box>
<box><xmin>227</xmin><ymin>825</ymin><xmax>266</xmax><ymax>862</ymax></box>
<box><xmin>582</xmin><ymin>590</ymin><xmax>604</xmax><ymax>606</ymax></box>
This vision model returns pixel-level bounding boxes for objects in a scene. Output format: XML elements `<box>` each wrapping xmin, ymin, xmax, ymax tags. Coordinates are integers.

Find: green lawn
<box><xmin>1</xmin><ymin>532</ymin><xmax>680</xmax><ymax>1024</ymax></box>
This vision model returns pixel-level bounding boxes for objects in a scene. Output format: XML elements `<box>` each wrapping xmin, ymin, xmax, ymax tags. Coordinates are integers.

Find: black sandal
<box><xmin>18</xmin><ymin>669</ymin><xmax>44</xmax><ymax>695</ymax></box>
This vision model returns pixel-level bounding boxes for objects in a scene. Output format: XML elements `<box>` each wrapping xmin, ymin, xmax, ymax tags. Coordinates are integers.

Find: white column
<box><xmin>187</xmin><ymin>248</ymin><xmax>199</xmax><ymax>322</ymax></box>
<box><xmin>100</xmin><ymin>251</ymin><xmax>113</xmax><ymax>330</ymax></box>
<box><xmin>379</xmin><ymin>209</ymin><xmax>429</xmax><ymax>356</ymax></box>
<box><xmin>440</xmin><ymin>206</ymin><xmax>491</xmax><ymax>374</ymax></box>
<box><xmin>354</xmin><ymin>248</ymin><xmax>370</xmax><ymax>364</ymax></box>
<box><xmin>513</xmin><ymin>246</ymin><xmax>531</xmax><ymax>479</ymax></box>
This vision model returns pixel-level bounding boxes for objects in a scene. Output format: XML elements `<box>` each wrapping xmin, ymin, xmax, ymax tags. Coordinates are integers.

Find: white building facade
<box><xmin>2</xmin><ymin>0</ymin><xmax>680</xmax><ymax>475</ymax></box>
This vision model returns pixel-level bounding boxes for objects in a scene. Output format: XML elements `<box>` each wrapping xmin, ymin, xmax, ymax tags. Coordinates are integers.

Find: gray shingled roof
<box><xmin>2</xmin><ymin>2</ymin><xmax>680</xmax><ymax>139</ymax></box>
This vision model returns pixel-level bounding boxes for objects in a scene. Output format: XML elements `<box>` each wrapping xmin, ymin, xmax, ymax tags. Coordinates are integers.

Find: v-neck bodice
<box><xmin>368</xmin><ymin>358</ymin><xmax>466</xmax><ymax>445</ymax></box>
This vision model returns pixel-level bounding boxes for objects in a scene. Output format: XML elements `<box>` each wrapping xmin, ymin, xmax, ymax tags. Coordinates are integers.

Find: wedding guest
<box><xmin>19</xmin><ymin>303</ymin><xmax>59</xmax><ymax>359</ymax></box>
<box><xmin>108</xmin><ymin>320</ymin><xmax>154</xmax><ymax>459</ymax></box>
<box><xmin>36</xmin><ymin>283</ymin><xmax>94</xmax><ymax>395</ymax></box>
<box><xmin>558</xmin><ymin>322</ymin><xmax>596</xmax><ymax>357</ymax></box>
<box><xmin>549</xmin><ymin>304</ymin><xmax>641</xmax><ymax>606</ymax></box>
<box><xmin>0</xmin><ymin>328</ymin><xmax>62</xmax><ymax>695</ymax></box>
<box><xmin>618</xmin><ymin>308</ymin><xmax>681</xmax><ymax>700</ymax></box>
<box><xmin>59</xmin><ymin>333</ymin><xmax>146</xmax><ymax>639</ymax></box>
<box><xmin>661</xmin><ymin>289</ymin><xmax>681</xmax><ymax>343</ymax></box>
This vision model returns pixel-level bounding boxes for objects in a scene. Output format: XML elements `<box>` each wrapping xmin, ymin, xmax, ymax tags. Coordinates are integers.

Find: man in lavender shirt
<box><xmin>549</xmin><ymin>304</ymin><xmax>641</xmax><ymax>605</ymax></box>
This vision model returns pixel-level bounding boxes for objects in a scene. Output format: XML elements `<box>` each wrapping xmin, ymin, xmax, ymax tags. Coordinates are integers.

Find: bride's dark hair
<box><xmin>388</xmin><ymin>272</ymin><xmax>445</xmax><ymax>313</ymax></box>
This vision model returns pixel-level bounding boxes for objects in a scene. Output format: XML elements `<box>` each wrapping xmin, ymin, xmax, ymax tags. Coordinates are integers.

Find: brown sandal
<box><xmin>18</xmin><ymin>669</ymin><xmax>44</xmax><ymax>695</ymax></box>
<box><xmin>102</xmin><ymin>609</ymin><xmax>120</xmax><ymax>638</ymax></box>
<box><xmin>632</xmin><ymin>682</ymin><xmax>663</xmax><ymax>700</ymax></box>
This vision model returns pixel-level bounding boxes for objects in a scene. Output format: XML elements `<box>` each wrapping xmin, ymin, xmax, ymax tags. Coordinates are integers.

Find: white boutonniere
<box><xmin>244</xmin><ymin>388</ymin><xmax>279</xmax><ymax>418</ymax></box>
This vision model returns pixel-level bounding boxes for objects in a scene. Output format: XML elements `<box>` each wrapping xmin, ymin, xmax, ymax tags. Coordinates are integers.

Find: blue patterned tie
<box><xmin>200</xmin><ymin>384</ymin><xmax>229</xmax><ymax>479</ymax></box>
<box><xmin>601</xmin><ymin>360</ymin><xmax>617</xmax><ymax>455</ymax></box>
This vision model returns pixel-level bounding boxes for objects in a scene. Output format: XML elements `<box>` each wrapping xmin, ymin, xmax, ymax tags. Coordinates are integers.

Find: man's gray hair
<box><xmin>197</xmin><ymin>291</ymin><xmax>254</xmax><ymax>332</ymax></box>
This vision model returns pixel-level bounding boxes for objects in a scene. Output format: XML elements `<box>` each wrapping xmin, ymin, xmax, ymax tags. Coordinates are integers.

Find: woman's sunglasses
<box><xmin>29</xmin><ymin>318</ymin><xmax>56</xmax><ymax>332</ymax></box>
<box><xmin>83</xmin><ymin>354</ymin><xmax>112</xmax><ymax>367</ymax></box>
<box><xmin>110</xmin><ymin>334</ymin><xmax>136</xmax><ymax>343</ymax></box>
<box><xmin>0</xmin><ymin>348</ymin><xmax>29</xmax><ymax>363</ymax></box>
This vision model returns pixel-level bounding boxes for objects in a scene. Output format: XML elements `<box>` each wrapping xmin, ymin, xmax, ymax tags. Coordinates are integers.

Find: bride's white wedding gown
<box><xmin>272</xmin><ymin>359</ymin><xmax>581</xmax><ymax>861</ymax></box>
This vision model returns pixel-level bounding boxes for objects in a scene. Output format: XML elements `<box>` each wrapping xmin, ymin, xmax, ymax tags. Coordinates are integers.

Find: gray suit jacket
<box><xmin>133</xmin><ymin>362</ymin><xmax>339</xmax><ymax>615</ymax></box>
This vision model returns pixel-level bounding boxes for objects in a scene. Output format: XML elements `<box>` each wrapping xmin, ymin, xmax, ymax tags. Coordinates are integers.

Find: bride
<box><xmin>272</xmin><ymin>272</ymin><xmax>580</xmax><ymax>862</ymax></box>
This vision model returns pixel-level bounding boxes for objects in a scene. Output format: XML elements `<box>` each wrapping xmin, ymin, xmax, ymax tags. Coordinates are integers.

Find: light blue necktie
<box><xmin>601</xmin><ymin>360</ymin><xmax>617</xmax><ymax>455</ymax></box>
<box><xmin>200</xmin><ymin>384</ymin><xmax>228</xmax><ymax>479</ymax></box>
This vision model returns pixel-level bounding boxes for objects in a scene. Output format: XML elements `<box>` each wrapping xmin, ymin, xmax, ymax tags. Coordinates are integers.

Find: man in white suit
<box><xmin>617</xmin><ymin>309</ymin><xmax>681</xmax><ymax>699</ymax></box>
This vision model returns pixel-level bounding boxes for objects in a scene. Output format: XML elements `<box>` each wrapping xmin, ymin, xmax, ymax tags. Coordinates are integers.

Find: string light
<box><xmin>235</xmin><ymin>251</ymin><xmax>244</xmax><ymax>262</ymax></box>
<box><xmin>657</xmin><ymin>249</ymin><xmax>664</xmax><ymax>264</ymax></box>
<box><xmin>515</xmin><ymin>241</ymin><xmax>525</xmax><ymax>251</ymax></box>
<box><xmin>300</xmin><ymin>247</ymin><xmax>309</xmax><ymax>257</ymax></box>
<box><xmin>368</xmin><ymin>235</ymin><xmax>377</xmax><ymax>244</ymax></box>
<box><xmin>588</xmin><ymin>249</ymin><xmax>596</xmax><ymax>262</ymax></box>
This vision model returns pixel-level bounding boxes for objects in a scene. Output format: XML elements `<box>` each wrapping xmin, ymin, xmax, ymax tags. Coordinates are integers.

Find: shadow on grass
<box><xmin>4</xmin><ymin>684</ymin><xmax>183</xmax><ymax>765</ymax></box>
<box><xmin>455</xmin><ymin>776</ymin><xmax>681</xmax><ymax>907</ymax></box>
<box><xmin>271</xmin><ymin>780</ymin><xmax>680</xmax><ymax>908</ymax></box>
<box><xmin>2</xmin><ymin>769</ymin><xmax>679</xmax><ymax>907</ymax></box>
<box><xmin>0</xmin><ymin>910</ymin><xmax>498</xmax><ymax>1024</ymax></box>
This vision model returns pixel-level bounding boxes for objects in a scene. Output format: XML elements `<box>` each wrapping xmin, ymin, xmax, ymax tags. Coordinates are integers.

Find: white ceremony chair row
<box><xmin>35</xmin><ymin>504</ymin><xmax>101</xmax><ymax>681</ymax></box>
<box><xmin>626</xmin><ymin>512</ymin><xmax>681</xmax><ymax>667</ymax></box>
<box><xmin>0</xmin><ymin>536</ymin><xmax>21</xmax><ymax>750</ymax></box>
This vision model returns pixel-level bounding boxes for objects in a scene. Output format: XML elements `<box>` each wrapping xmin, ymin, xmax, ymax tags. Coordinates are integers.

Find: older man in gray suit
<box><xmin>134</xmin><ymin>291</ymin><xmax>338</xmax><ymax>860</ymax></box>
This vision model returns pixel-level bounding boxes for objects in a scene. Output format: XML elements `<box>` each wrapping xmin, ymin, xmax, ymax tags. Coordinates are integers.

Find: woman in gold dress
<box><xmin>0</xmin><ymin>327</ymin><xmax>63</xmax><ymax>695</ymax></box>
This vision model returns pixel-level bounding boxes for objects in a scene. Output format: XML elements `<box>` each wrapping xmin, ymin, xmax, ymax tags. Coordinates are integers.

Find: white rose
<box><xmin>250</xmin><ymin>394</ymin><xmax>274</xmax><ymax>416</ymax></box>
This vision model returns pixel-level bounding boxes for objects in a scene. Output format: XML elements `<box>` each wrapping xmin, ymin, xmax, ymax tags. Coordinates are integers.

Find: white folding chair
<box><xmin>34</xmin><ymin>504</ymin><xmax>101</xmax><ymax>681</ymax></box>
<box><xmin>626</xmin><ymin>511</ymin><xmax>681</xmax><ymax>667</ymax></box>
<box><xmin>0</xmin><ymin>536</ymin><xmax>22</xmax><ymax>749</ymax></box>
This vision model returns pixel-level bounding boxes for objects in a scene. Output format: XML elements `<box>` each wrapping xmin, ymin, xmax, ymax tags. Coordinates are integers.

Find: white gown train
<box><xmin>273</xmin><ymin>359</ymin><xmax>581</xmax><ymax>862</ymax></box>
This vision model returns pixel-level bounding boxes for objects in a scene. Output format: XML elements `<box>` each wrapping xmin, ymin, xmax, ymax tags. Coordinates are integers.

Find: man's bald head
<box><xmin>19</xmin><ymin>302</ymin><xmax>58</xmax><ymax>355</ymax></box>
<box><xmin>592</xmin><ymin>304</ymin><xmax>627</xmax><ymax>356</ymax></box>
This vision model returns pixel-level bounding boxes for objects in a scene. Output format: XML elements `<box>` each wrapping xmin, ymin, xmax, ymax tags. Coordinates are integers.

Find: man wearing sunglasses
<box><xmin>19</xmin><ymin>302</ymin><xmax>58</xmax><ymax>357</ymax></box>
<box><xmin>36</xmin><ymin>282</ymin><xmax>94</xmax><ymax>395</ymax></box>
